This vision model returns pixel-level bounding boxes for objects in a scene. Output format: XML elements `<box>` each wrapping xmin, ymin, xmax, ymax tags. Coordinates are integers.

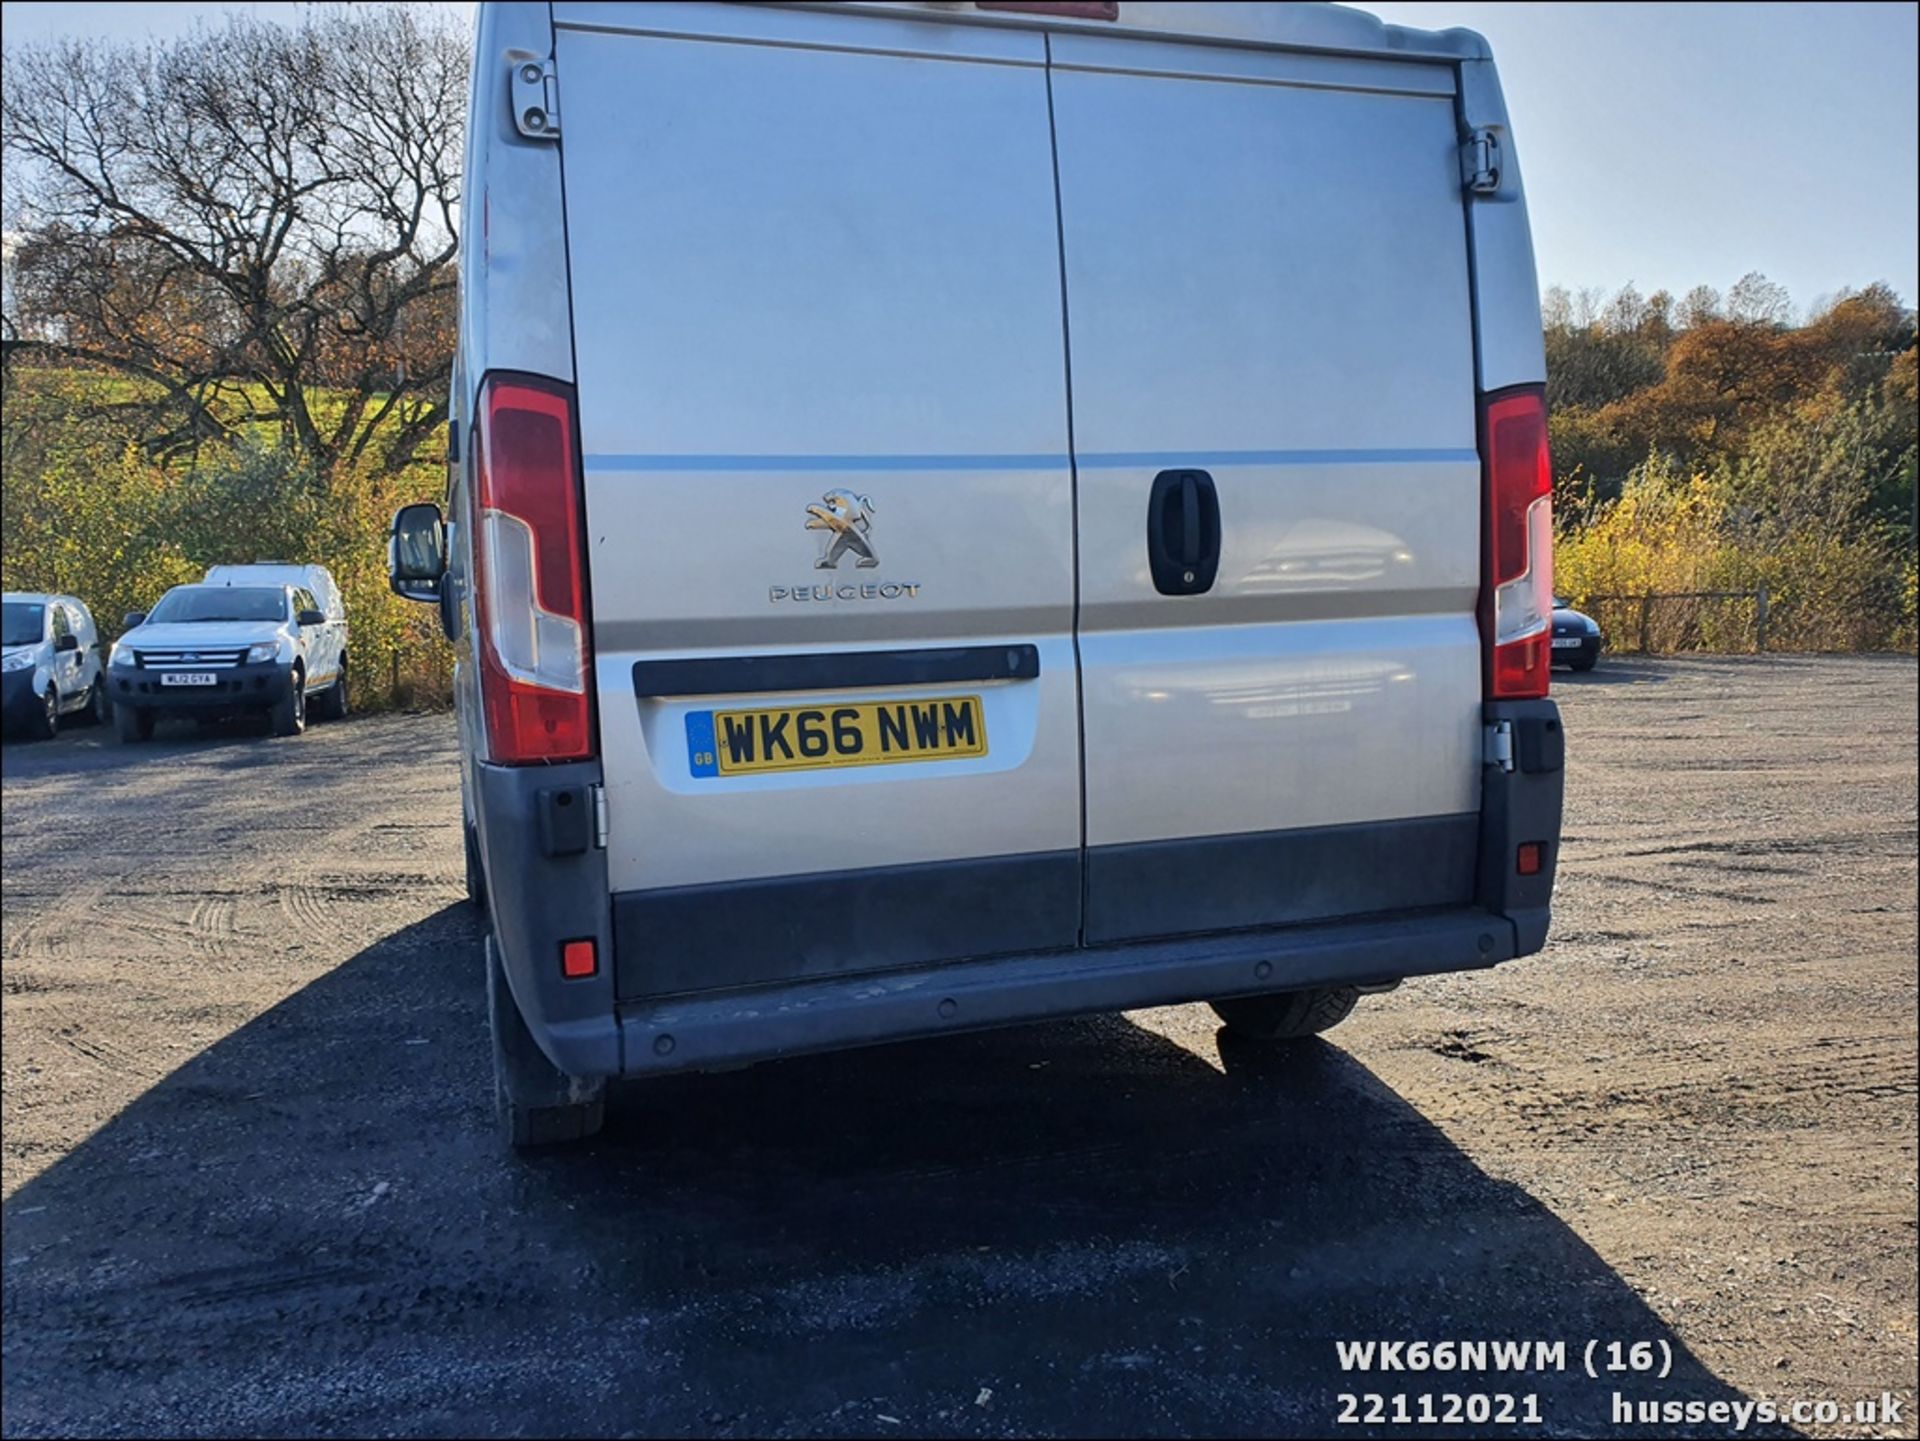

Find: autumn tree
<box><xmin>0</xmin><ymin>5</ymin><xmax>466</xmax><ymax>476</ymax></box>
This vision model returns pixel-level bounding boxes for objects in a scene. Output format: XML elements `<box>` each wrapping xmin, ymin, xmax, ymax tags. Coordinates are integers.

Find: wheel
<box><xmin>85</xmin><ymin>677</ymin><xmax>112</xmax><ymax>726</ymax></box>
<box><xmin>464</xmin><ymin>822</ymin><xmax>489</xmax><ymax>915</ymax></box>
<box><xmin>31</xmin><ymin>686</ymin><xmax>58</xmax><ymax>741</ymax></box>
<box><xmin>1210</xmin><ymin>987</ymin><xmax>1360</xmax><ymax>1041</ymax></box>
<box><xmin>488</xmin><ymin>932</ymin><xmax>604</xmax><ymax>1149</ymax></box>
<box><xmin>113</xmin><ymin>703</ymin><xmax>155</xmax><ymax>743</ymax></box>
<box><xmin>311</xmin><ymin>663</ymin><xmax>349</xmax><ymax>721</ymax></box>
<box><xmin>269</xmin><ymin>667</ymin><xmax>307</xmax><ymax>737</ymax></box>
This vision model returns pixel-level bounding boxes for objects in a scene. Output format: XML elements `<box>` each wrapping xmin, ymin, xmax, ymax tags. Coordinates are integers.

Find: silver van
<box><xmin>390</xmin><ymin>0</ymin><xmax>1565</xmax><ymax>1146</ymax></box>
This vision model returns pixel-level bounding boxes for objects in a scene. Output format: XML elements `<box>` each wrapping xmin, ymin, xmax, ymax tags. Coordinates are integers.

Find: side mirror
<box><xmin>55</xmin><ymin>633</ymin><xmax>79</xmax><ymax>652</ymax></box>
<box><xmin>123</xmin><ymin>611</ymin><xmax>147</xmax><ymax>630</ymax></box>
<box><xmin>389</xmin><ymin>501</ymin><xmax>447</xmax><ymax>603</ymax></box>
<box><xmin>298</xmin><ymin>608</ymin><xmax>327</xmax><ymax>627</ymax></box>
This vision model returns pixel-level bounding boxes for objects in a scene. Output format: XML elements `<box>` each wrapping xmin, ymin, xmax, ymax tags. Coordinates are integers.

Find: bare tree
<box><xmin>1679</xmin><ymin>284</ymin><xmax>1722</xmax><ymax>329</ymax></box>
<box><xmin>1726</xmin><ymin>271</ymin><xmax>1793</xmax><ymax>328</ymax></box>
<box><xmin>1</xmin><ymin>5</ymin><xmax>466</xmax><ymax>476</ymax></box>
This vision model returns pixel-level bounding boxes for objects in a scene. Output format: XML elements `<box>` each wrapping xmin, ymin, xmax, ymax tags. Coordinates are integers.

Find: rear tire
<box><xmin>464</xmin><ymin>822</ymin><xmax>489</xmax><ymax>915</ymax></box>
<box><xmin>270</xmin><ymin>667</ymin><xmax>306</xmax><ymax>737</ymax></box>
<box><xmin>488</xmin><ymin>933</ymin><xmax>604</xmax><ymax>1149</ymax></box>
<box><xmin>312</xmin><ymin>663</ymin><xmax>349</xmax><ymax>721</ymax></box>
<box><xmin>31</xmin><ymin>686</ymin><xmax>58</xmax><ymax>741</ymax></box>
<box><xmin>85</xmin><ymin>677</ymin><xmax>112</xmax><ymax>725</ymax></box>
<box><xmin>114</xmin><ymin>704</ymin><xmax>154</xmax><ymax>743</ymax></box>
<box><xmin>1210</xmin><ymin>987</ymin><xmax>1360</xmax><ymax>1041</ymax></box>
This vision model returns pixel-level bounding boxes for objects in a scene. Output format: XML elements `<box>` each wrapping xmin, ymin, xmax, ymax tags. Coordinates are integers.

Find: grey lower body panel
<box><xmin>613</xmin><ymin>907</ymin><xmax>1517</xmax><ymax>1079</ymax></box>
<box><xmin>614</xmin><ymin>850</ymin><xmax>1080</xmax><ymax>999</ymax></box>
<box><xmin>615</xmin><ymin>815</ymin><xmax>1476</xmax><ymax>999</ymax></box>
<box><xmin>475</xmin><ymin>759</ymin><xmax>619</xmax><ymax>1079</ymax></box>
<box><xmin>1085</xmin><ymin>813</ymin><xmax>1477</xmax><ymax>944</ymax></box>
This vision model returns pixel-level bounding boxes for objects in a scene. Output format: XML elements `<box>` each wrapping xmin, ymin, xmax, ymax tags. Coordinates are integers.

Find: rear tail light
<box><xmin>1479</xmin><ymin>385</ymin><xmax>1553</xmax><ymax>699</ymax></box>
<box><xmin>472</xmin><ymin>374</ymin><xmax>594</xmax><ymax>763</ymax></box>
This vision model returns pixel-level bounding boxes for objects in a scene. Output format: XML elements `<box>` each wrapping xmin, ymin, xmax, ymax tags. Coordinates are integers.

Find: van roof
<box><xmin>772</xmin><ymin>2</ymin><xmax>1491</xmax><ymax>62</ymax></box>
<box><xmin>170</xmin><ymin>581</ymin><xmax>293</xmax><ymax>593</ymax></box>
<box><xmin>3</xmin><ymin>591</ymin><xmax>81</xmax><ymax>607</ymax></box>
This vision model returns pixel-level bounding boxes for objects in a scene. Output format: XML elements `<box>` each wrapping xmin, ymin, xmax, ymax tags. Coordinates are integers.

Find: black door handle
<box><xmin>1180</xmin><ymin>474</ymin><xmax>1201</xmax><ymax>567</ymax></box>
<box><xmin>1147</xmin><ymin>469</ymin><xmax>1220</xmax><ymax>595</ymax></box>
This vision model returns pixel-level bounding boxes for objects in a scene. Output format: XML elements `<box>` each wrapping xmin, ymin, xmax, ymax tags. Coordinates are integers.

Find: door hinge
<box><xmin>511</xmin><ymin>56</ymin><xmax>560</xmax><ymax>139</ymax></box>
<box><xmin>1461</xmin><ymin>126</ymin><xmax>1501</xmax><ymax>194</ymax></box>
<box><xmin>1484</xmin><ymin>719</ymin><xmax>1516</xmax><ymax>773</ymax></box>
<box><xmin>591</xmin><ymin>782</ymin><xmax>608</xmax><ymax>848</ymax></box>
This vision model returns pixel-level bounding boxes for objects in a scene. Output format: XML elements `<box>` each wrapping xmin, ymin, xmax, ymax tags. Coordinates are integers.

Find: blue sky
<box><xmin>3</xmin><ymin>0</ymin><xmax>1914</xmax><ymax>312</ymax></box>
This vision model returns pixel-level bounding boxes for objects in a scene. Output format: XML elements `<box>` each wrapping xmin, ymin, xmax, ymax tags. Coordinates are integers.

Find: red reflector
<box><xmin>1516</xmin><ymin>842</ymin><xmax>1545</xmax><ymax>877</ymax></box>
<box><xmin>561</xmin><ymin>938</ymin><xmax>598</xmax><ymax>979</ymax></box>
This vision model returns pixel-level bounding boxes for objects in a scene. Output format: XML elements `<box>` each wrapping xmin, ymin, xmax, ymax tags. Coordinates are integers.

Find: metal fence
<box><xmin>1580</xmin><ymin>587</ymin><xmax>1773</xmax><ymax>655</ymax></box>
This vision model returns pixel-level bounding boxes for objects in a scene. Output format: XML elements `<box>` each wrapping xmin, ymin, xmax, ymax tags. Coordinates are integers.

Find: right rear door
<box><xmin>1052</xmin><ymin>35</ymin><xmax>1487</xmax><ymax>944</ymax></box>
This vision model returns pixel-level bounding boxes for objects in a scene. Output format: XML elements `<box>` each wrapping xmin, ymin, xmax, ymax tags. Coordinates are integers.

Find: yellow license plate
<box><xmin>686</xmin><ymin>695</ymin><xmax>986</xmax><ymax>777</ymax></box>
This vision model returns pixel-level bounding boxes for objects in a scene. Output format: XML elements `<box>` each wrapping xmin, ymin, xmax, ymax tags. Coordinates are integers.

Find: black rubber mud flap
<box><xmin>487</xmin><ymin>933</ymin><xmax>605</xmax><ymax>1149</ymax></box>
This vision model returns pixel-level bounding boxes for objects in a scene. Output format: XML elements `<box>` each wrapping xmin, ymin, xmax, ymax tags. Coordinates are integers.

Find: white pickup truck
<box><xmin>108</xmin><ymin>564</ymin><xmax>349</xmax><ymax>740</ymax></box>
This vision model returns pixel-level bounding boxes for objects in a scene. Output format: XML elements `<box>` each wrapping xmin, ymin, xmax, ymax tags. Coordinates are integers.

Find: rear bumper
<box><xmin>108</xmin><ymin>660</ymin><xmax>292</xmax><ymax>710</ymax></box>
<box><xmin>610</xmin><ymin>907</ymin><xmax>1518</xmax><ymax>1079</ymax></box>
<box><xmin>478</xmin><ymin>700</ymin><xmax>1565</xmax><ymax>1083</ymax></box>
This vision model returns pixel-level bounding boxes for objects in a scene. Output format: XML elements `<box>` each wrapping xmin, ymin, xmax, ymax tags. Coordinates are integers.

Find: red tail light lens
<box><xmin>472</xmin><ymin>374</ymin><xmax>594</xmax><ymax>763</ymax></box>
<box><xmin>1480</xmin><ymin>385</ymin><xmax>1553</xmax><ymax>699</ymax></box>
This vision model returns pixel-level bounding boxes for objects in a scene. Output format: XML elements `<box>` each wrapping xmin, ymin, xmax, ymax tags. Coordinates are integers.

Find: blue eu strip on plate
<box><xmin>685</xmin><ymin>710</ymin><xmax>718</xmax><ymax>777</ymax></box>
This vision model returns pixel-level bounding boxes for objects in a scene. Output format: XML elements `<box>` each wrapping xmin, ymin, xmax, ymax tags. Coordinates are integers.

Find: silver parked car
<box><xmin>390</xmin><ymin>0</ymin><xmax>1566</xmax><ymax>1146</ymax></box>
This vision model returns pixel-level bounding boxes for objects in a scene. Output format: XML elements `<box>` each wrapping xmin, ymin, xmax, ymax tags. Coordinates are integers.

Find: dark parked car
<box><xmin>1551</xmin><ymin>596</ymin><xmax>1603</xmax><ymax>671</ymax></box>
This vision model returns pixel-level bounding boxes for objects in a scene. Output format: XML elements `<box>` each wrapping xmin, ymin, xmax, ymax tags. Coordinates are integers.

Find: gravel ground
<box><xmin>2</xmin><ymin>656</ymin><xmax>1915</xmax><ymax>1439</ymax></box>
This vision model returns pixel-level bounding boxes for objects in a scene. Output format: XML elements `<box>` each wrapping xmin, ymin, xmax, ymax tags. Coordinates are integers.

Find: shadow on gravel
<box><xmin>2</xmin><ymin>905</ymin><xmax>1776</xmax><ymax>1438</ymax></box>
<box><xmin>1554</xmin><ymin>663</ymin><xmax>1669</xmax><ymax>687</ymax></box>
<box><xmin>0</xmin><ymin>713</ymin><xmax>352</xmax><ymax>779</ymax></box>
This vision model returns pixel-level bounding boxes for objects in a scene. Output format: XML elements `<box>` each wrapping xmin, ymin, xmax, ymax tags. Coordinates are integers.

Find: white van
<box><xmin>2</xmin><ymin>591</ymin><xmax>111</xmax><ymax>739</ymax></box>
<box><xmin>391</xmin><ymin>0</ymin><xmax>1565</xmax><ymax>1146</ymax></box>
<box><xmin>204</xmin><ymin>562</ymin><xmax>348</xmax><ymax>696</ymax></box>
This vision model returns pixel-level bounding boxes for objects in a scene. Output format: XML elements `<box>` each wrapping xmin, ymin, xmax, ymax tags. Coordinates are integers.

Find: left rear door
<box><xmin>552</xmin><ymin>3</ymin><xmax>1083</xmax><ymax>997</ymax></box>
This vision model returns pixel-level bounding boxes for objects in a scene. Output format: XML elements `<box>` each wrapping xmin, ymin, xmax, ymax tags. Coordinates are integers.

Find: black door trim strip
<box><xmin>633</xmin><ymin>644</ymin><xmax>1040</xmax><ymax>698</ymax></box>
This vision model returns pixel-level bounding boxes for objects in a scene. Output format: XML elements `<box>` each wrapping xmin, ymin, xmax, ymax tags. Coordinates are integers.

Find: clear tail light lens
<box><xmin>1480</xmin><ymin>386</ymin><xmax>1553</xmax><ymax>699</ymax></box>
<box><xmin>472</xmin><ymin>374</ymin><xmax>594</xmax><ymax>763</ymax></box>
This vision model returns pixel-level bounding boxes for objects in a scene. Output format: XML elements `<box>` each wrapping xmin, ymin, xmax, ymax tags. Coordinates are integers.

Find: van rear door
<box><xmin>551</xmin><ymin>4</ymin><xmax>1082</xmax><ymax>997</ymax></box>
<box><xmin>1051</xmin><ymin>36</ymin><xmax>1485</xmax><ymax>944</ymax></box>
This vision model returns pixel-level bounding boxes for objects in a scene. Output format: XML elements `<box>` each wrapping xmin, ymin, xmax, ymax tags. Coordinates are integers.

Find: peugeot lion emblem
<box><xmin>805</xmin><ymin>489</ymin><xmax>879</xmax><ymax>570</ymax></box>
